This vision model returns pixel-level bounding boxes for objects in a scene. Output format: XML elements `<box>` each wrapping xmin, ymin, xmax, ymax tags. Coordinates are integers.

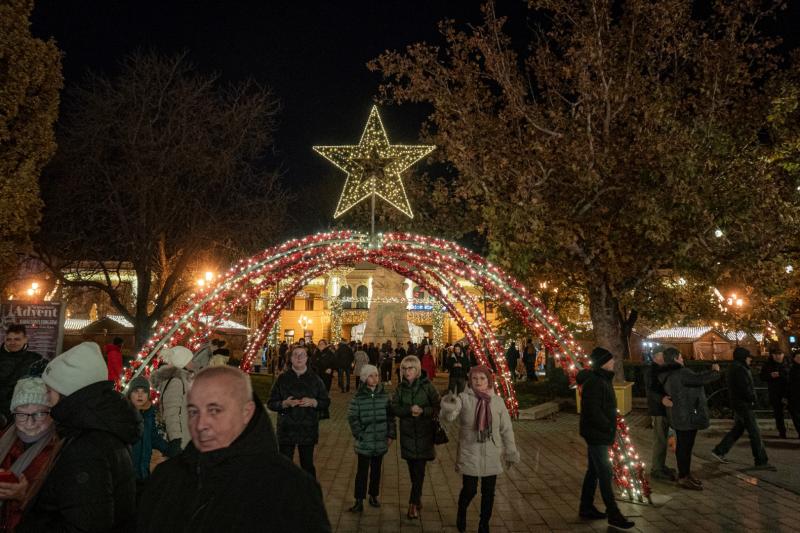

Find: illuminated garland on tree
<box><xmin>431</xmin><ymin>301</ymin><xmax>444</xmax><ymax>346</ymax></box>
<box><xmin>330</xmin><ymin>296</ymin><xmax>343</xmax><ymax>343</ymax></box>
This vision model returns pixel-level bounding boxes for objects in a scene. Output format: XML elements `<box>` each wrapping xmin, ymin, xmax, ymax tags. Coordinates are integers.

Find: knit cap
<box><xmin>127</xmin><ymin>375</ymin><xmax>151</xmax><ymax>396</ymax></box>
<box><xmin>360</xmin><ymin>364</ymin><xmax>379</xmax><ymax>382</ymax></box>
<box><xmin>42</xmin><ymin>342</ymin><xmax>107</xmax><ymax>396</ymax></box>
<box><xmin>589</xmin><ymin>347</ymin><xmax>613</xmax><ymax>368</ymax></box>
<box><xmin>10</xmin><ymin>377</ymin><xmax>49</xmax><ymax>411</ymax></box>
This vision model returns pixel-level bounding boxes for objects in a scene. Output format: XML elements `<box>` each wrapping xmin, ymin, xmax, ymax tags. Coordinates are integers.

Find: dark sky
<box><xmin>31</xmin><ymin>1</ymin><xmax>800</xmax><ymax>235</ymax></box>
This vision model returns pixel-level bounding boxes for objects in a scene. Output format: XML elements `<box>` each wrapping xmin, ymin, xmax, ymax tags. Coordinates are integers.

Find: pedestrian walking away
<box><xmin>711</xmin><ymin>347</ymin><xmax>775</xmax><ymax>470</ymax></box>
<box><xmin>441</xmin><ymin>365</ymin><xmax>520</xmax><ymax>533</ymax></box>
<box><xmin>392</xmin><ymin>355</ymin><xmax>440</xmax><ymax>520</ymax></box>
<box><xmin>268</xmin><ymin>346</ymin><xmax>331</xmax><ymax>478</ymax></box>
<box><xmin>347</xmin><ymin>364</ymin><xmax>396</xmax><ymax>513</ymax></box>
<box><xmin>658</xmin><ymin>348</ymin><xmax>720</xmax><ymax>490</ymax></box>
<box><xmin>760</xmin><ymin>347</ymin><xmax>790</xmax><ymax>438</ymax></box>
<box><xmin>576</xmin><ymin>347</ymin><xmax>635</xmax><ymax>530</ymax></box>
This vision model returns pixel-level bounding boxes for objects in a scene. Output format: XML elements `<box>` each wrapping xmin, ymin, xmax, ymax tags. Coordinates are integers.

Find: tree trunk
<box><xmin>587</xmin><ymin>278</ymin><xmax>628</xmax><ymax>382</ymax></box>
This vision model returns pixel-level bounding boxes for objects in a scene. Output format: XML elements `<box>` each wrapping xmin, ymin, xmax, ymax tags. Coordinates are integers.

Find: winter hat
<box><xmin>469</xmin><ymin>365</ymin><xmax>495</xmax><ymax>389</ymax></box>
<box><xmin>589</xmin><ymin>347</ymin><xmax>613</xmax><ymax>368</ymax></box>
<box><xmin>360</xmin><ymin>364</ymin><xmax>379</xmax><ymax>382</ymax></box>
<box><xmin>127</xmin><ymin>375</ymin><xmax>151</xmax><ymax>396</ymax></box>
<box><xmin>168</xmin><ymin>346</ymin><xmax>193</xmax><ymax>369</ymax></box>
<box><xmin>662</xmin><ymin>347</ymin><xmax>681</xmax><ymax>364</ymax></box>
<box><xmin>733</xmin><ymin>346</ymin><xmax>751</xmax><ymax>362</ymax></box>
<box><xmin>43</xmin><ymin>342</ymin><xmax>107</xmax><ymax>396</ymax></box>
<box><xmin>10</xmin><ymin>377</ymin><xmax>49</xmax><ymax>412</ymax></box>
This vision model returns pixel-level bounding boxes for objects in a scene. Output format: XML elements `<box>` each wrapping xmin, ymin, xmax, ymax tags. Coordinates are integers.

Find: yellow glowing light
<box><xmin>313</xmin><ymin>105</ymin><xmax>435</xmax><ymax>219</ymax></box>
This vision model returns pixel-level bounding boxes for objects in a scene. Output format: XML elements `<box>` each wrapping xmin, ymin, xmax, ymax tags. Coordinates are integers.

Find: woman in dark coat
<box><xmin>658</xmin><ymin>348</ymin><xmax>720</xmax><ymax>490</ymax></box>
<box><xmin>346</xmin><ymin>364</ymin><xmax>396</xmax><ymax>512</ymax></box>
<box><xmin>267</xmin><ymin>346</ymin><xmax>331</xmax><ymax>479</ymax></box>
<box><xmin>315</xmin><ymin>340</ymin><xmax>336</xmax><ymax>392</ymax></box>
<box><xmin>392</xmin><ymin>355</ymin><xmax>439</xmax><ymax>520</ymax></box>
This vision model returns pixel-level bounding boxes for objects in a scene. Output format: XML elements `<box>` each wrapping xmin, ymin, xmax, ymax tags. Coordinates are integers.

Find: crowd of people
<box><xmin>0</xmin><ymin>321</ymin><xmax>798</xmax><ymax>532</ymax></box>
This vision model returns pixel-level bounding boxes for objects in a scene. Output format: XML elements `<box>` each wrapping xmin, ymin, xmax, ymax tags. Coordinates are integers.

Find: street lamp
<box><xmin>26</xmin><ymin>282</ymin><xmax>42</xmax><ymax>301</ymax></box>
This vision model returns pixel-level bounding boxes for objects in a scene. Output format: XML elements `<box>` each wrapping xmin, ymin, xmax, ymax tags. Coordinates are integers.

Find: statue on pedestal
<box><xmin>362</xmin><ymin>268</ymin><xmax>411</xmax><ymax>347</ymax></box>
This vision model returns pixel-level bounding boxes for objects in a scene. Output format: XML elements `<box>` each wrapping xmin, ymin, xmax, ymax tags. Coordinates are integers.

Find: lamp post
<box><xmin>725</xmin><ymin>293</ymin><xmax>745</xmax><ymax>346</ymax></box>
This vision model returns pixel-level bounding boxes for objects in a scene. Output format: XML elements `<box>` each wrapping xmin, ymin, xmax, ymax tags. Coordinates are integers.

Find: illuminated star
<box><xmin>313</xmin><ymin>105</ymin><xmax>435</xmax><ymax>219</ymax></box>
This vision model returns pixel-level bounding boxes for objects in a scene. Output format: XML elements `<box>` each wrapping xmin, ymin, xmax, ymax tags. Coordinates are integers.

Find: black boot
<box><xmin>578</xmin><ymin>505</ymin><xmax>607</xmax><ymax>520</ymax></box>
<box><xmin>348</xmin><ymin>499</ymin><xmax>363</xmax><ymax>513</ymax></box>
<box><xmin>368</xmin><ymin>495</ymin><xmax>380</xmax><ymax>507</ymax></box>
<box><xmin>608</xmin><ymin>509</ymin><xmax>635</xmax><ymax>530</ymax></box>
<box><xmin>478</xmin><ymin>519</ymin><xmax>490</xmax><ymax>533</ymax></box>
<box><xmin>456</xmin><ymin>505</ymin><xmax>467</xmax><ymax>532</ymax></box>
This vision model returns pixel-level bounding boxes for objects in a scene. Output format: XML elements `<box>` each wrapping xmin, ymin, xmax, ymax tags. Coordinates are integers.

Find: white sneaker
<box><xmin>710</xmin><ymin>451</ymin><xmax>728</xmax><ymax>463</ymax></box>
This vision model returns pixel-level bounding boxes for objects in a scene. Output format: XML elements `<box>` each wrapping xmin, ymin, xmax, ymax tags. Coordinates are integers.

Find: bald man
<box><xmin>137</xmin><ymin>366</ymin><xmax>331</xmax><ymax>533</ymax></box>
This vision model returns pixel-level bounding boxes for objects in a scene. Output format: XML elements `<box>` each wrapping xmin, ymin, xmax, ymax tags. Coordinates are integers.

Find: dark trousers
<box><xmin>457</xmin><ymin>474</ymin><xmax>497</xmax><ymax>531</ymax></box>
<box><xmin>650</xmin><ymin>415</ymin><xmax>670</xmax><ymax>473</ymax></box>
<box><xmin>789</xmin><ymin>403</ymin><xmax>800</xmax><ymax>438</ymax></box>
<box><xmin>280</xmin><ymin>443</ymin><xmax>316</xmax><ymax>479</ymax></box>
<box><xmin>579</xmin><ymin>444</ymin><xmax>618</xmax><ymax>514</ymax></box>
<box><xmin>321</xmin><ymin>372</ymin><xmax>333</xmax><ymax>392</ymax></box>
<box><xmin>380</xmin><ymin>363</ymin><xmax>392</xmax><ymax>383</ymax></box>
<box><xmin>337</xmin><ymin>367</ymin><xmax>350</xmax><ymax>391</ymax></box>
<box><xmin>713</xmin><ymin>407</ymin><xmax>769</xmax><ymax>465</ymax></box>
<box><xmin>406</xmin><ymin>459</ymin><xmax>427</xmax><ymax>505</ymax></box>
<box><xmin>770</xmin><ymin>395</ymin><xmax>787</xmax><ymax>436</ymax></box>
<box><xmin>674</xmin><ymin>429</ymin><xmax>697</xmax><ymax>478</ymax></box>
<box><xmin>448</xmin><ymin>376</ymin><xmax>466</xmax><ymax>394</ymax></box>
<box><xmin>354</xmin><ymin>454</ymin><xmax>383</xmax><ymax>499</ymax></box>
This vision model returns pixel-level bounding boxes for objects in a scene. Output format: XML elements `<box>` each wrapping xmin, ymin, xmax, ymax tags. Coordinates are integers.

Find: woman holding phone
<box><xmin>0</xmin><ymin>378</ymin><xmax>62</xmax><ymax>530</ymax></box>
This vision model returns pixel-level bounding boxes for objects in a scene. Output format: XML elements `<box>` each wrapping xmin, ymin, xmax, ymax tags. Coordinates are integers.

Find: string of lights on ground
<box><xmin>120</xmin><ymin>230</ymin><xmax>651</xmax><ymax>503</ymax></box>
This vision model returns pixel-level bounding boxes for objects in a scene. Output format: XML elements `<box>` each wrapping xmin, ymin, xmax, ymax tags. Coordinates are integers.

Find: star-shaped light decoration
<box><xmin>314</xmin><ymin>105</ymin><xmax>435</xmax><ymax>219</ymax></box>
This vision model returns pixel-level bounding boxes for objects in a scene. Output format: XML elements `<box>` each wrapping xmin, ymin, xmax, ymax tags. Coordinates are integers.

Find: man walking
<box><xmin>712</xmin><ymin>347</ymin><xmax>776</xmax><ymax>470</ymax></box>
<box><xmin>645</xmin><ymin>349</ymin><xmax>677</xmax><ymax>481</ymax></box>
<box><xmin>576</xmin><ymin>347</ymin><xmax>635</xmax><ymax>530</ymax></box>
<box><xmin>138</xmin><ymin>365</ymin><xmax>330</xmax><ymax>532</ymax></box>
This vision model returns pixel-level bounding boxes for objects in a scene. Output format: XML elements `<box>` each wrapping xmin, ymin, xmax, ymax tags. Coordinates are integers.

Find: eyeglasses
<box><xmin>401</xmin><ymin>366</ymin><xmax>416</xmax><ymax>371</ymax></box>
<box><xmin>13</xmin><ymin>411</ymin><xmax>50</xmax><ymax>422</ymax></box>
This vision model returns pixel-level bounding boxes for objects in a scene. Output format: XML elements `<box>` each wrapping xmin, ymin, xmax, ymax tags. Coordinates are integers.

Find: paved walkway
<box><xmin>270</xmin><ymin>376</ymin><xmax>800</xmax><ymax>533</ymax></box>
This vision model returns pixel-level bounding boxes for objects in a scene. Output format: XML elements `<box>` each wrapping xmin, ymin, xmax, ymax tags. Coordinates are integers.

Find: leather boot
<box><xmin>348</xmin><ymin>499</ymin><xmax>363</xmax><ymax>513</ymax></box>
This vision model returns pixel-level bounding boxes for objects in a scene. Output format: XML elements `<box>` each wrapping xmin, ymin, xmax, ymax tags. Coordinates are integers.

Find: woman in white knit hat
<box><xmin>151</xmin><ymin>346</ymin><xmax>194</xmax><ymax>450</ymax></box>
<box><xmin>0</xmin><ymin>378</ymin><xmax>62</xmax><ymax>530</ymax></box>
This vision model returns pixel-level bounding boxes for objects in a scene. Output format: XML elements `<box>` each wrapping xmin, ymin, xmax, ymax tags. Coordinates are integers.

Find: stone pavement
<box><xmin>269</xmin><ymin>376</ymin><xmax>800</xmax><ymax>533</ymax></box>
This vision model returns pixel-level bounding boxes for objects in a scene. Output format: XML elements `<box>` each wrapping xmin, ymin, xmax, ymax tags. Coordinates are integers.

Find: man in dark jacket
<box><xmin>711</xmin><ymin>347</ymin><xmax>775</xmax><ymax>469</ymax></box>
<box><xmin>760</xmin><ymin>348</ymin><xmax>790</xmax><ymax>438</ymax></box>
<box><xmin>335</xmin><ymin>341</ymin><xmax>354</xmax><ymax>392</ymax></box>
<box><xmin>0</xmin><ymin>324</ymin><xmax>44</xmax><ymax>424</ymax></box>
<box><xmin>268</xmin><ymin>346</ymin><xmax>331</xmax><ymax>479</ymax></box>
<box><xmin>789</xmin><ymin>351</ymin><xmax>800</xmax><ymax>439</ymax></box>
<box><xmin>505</xmin><ymin>342</ymin><xmax>520</xmax><ymax>381</ymax></box>
<box><xmin>446</xmin><ymin>345</ymin><xmax>470</xmax><ymax>394</ymax></box>
<box><xmin>18</xmin><ymin>341</ymin><xmax>143</xmax><ymax>532</ymax></box>
<box><xmin>644</xmin><ymin>349</ymin><xmax>677</xmax><ymax>481</ymax></box>
<box><xmin>576</xmin><ymin>347</ymin><xmax>634</xmax><ymax>530</ymax></box>
<box><xmin>138</xmin><ymin>366</ymin><xmax>330</xmax><ymax>533</ymax></box>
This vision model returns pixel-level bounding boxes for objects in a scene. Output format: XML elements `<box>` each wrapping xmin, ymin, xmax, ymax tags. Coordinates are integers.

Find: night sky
<box><xmin>30</xmin><ymin>1</ymin><xmax>800</xmax><ymax>235</ymax></box>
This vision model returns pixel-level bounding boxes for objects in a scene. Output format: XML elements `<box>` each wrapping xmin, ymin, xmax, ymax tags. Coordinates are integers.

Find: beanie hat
<box><xmin>168</xmin><ymin>346</ymin><xmax>193</xmax><ymax>369</ymax></box>
<box><xmin>127</xmin><ymin>375</ymin><xmax>151</xmax><ymax>397</ymax></box>
<box><xmin>733</xmin><ymin>346</ymin><xmax>751</xmax><ymax>362</ymax></box>
<box><xmin>663</xmin><ymin>347</ymin><xmax>681</xmax><ymax>364</ymax></box>
<box><xmin>10</xmin><ymin>377</ymin><xmax>49</xmax><ymax>412</ymax></box>
<box><xmin>589</xmin><ymin>347</ymin><xmax>613</xmax><ymax>368</ymax></box>
<box><xmin>43</xmin><ymin>342</ymin><xmax>107</xmax><ymax>396</ymax></box>
<box><xmin>360</xmin><ymin>364</ymin><xmax>379</xmax><ymax>382</ymax></box>
<box><xmin>469</xmin><ymin>365</ymin><xmax>495</xmax><ymax>390</ymax></box>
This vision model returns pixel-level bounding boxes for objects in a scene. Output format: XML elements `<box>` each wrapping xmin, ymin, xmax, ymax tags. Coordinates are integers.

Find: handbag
<box><xmin>432</xmin><ymin>413</ymin><xmax>449</xmax><ymax>445</ymax></box>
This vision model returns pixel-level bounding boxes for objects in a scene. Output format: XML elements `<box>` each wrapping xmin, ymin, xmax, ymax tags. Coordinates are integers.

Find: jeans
<box><xmin>674</xmin><ymin>429</ymin><xmax>697</xmax><ymax>478</ymax></box>
<box><xmin>769</xmin><ymin>395</ymin><xmax>786</xmax><ymax>436</ymax></box>
<box><xmin>713</xmin><ymin>407</ymin><xmax>769</xmax><ymax>465</ymax></box>
<box><xmin>337</xmin><ymin>367</ymin><xmax>351</xmax><ymax>391</ymax></box>
<box><xmin>280</xmin><ymin>443</ymin><xmax>316</xmax><ymax>478</ymax></box>
<box><xmin>579</xmin><ymin>444</ymin><xmax>618</xmax><ymax>514</ymax></box>
<box><xmin>406</xmin><ymin>459</ymin><xmax>427</xmax><ymax>505</ymax></box>
<box><xmin>650</xmin><ymin>415</ymin><xmax>670</xmax><ymax>473</ymax></box>
<box><xmin>457</xmin><ymin>474</ymin><xmax>497</xmax><ymax>531</ymax></box>
<box><xmin>354</xmin><ymin>454</ymin><xmax>383</xmax><ymax>499</ymax></box>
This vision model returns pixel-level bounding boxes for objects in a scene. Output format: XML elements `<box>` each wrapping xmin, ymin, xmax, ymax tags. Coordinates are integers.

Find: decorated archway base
<box><xmin>121</xmin><ymin>231</ymin><xmax>650</xmax><ymax>502</ymax></box>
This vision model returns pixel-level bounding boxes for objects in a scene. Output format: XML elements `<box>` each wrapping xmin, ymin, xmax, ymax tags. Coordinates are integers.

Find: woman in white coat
<box><xmin>441</xmin><ymin>365</ymin><xmax>520</xmax><ymax>533</ymax></box>
<box><xmin>150</xmin><ymin>346</ymin><xmax>194</xmax><ymax>451</ymax></box>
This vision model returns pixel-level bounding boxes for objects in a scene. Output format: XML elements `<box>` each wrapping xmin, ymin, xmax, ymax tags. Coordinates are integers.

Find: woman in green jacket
<box><xmin>392</xmin><ymin>355</ymin><xmax>440</xmax><ymax>520</ymax></box>
<box><xmin>347</xmin><ymin>364</ymin><xmax>396</xmax><ymax>513</ymax></box>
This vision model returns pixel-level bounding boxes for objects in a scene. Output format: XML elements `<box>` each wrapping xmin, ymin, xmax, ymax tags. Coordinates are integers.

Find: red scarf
<box><xmin>473</xmin><ymin>389</ymin><xmax>493</xmax><ymax>442</ymax></box>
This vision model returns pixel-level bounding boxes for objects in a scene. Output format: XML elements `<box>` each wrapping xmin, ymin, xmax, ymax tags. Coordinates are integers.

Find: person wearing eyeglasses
<box><xmin>0</xmin><ymin>377</ymin><xmax>62</xmax><ymax>531</ymax></box>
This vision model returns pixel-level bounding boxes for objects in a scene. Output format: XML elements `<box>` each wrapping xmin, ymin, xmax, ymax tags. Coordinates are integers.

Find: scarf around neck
<box><xmin>473</xmin><ymin>388</ymin><xmax>493</xmax><ymax>443</ymax></box>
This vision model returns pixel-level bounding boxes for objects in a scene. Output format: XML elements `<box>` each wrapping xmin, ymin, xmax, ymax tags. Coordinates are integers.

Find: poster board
<box><xmin>0</xmin><ymin>302</ymin><xmax>66</xmax><ymax>359</ymax></box>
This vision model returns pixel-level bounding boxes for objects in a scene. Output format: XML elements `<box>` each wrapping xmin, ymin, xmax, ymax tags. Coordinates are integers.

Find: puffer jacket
<box><xmin>17</xmin><ymin>381</ymin><xmax>143</xmax><ymax>532</ymax></box>
<box><xmin>137</xmin><ymin>398</ymin><xmax>330</xmax><ymax>533</ymax></box>
<box><xmin>392</xmin><ymin>375</ymin><xmax>439</xmax><ymax>460</ymax></box>
<box><xmin>151</xmin><ymin>365</ymin><xmax>192</xmax><ymax>448</ymax></box>
<box><xmin>577</xmin><ymin>368</ymin><xmax>616</xmax><ymax>445</ymax></box>
<box><xmin>658</xmin><ymin>363</ymin><xmax>720</xmax><ymax>431</ymax></box>
<box><xmin>441</xmin><ymin>387</ymin><xmax>520</xmax><ymax>477</ymax></box>
<box><xmin>267</xmin><ymin>368</ymin><xmax>331</xmax><ymax>445</ymax></box>
<box><xmin>347</xmin><ymin>383</ymin><xmax>396</xmax><ymax>456</ymax></box>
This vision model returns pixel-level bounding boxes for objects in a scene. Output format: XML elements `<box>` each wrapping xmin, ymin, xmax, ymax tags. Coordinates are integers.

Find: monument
<box><xmin>361</xmin><ymin>268</ymin><xmax>411</xmax><ymax>347</ymax></box>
